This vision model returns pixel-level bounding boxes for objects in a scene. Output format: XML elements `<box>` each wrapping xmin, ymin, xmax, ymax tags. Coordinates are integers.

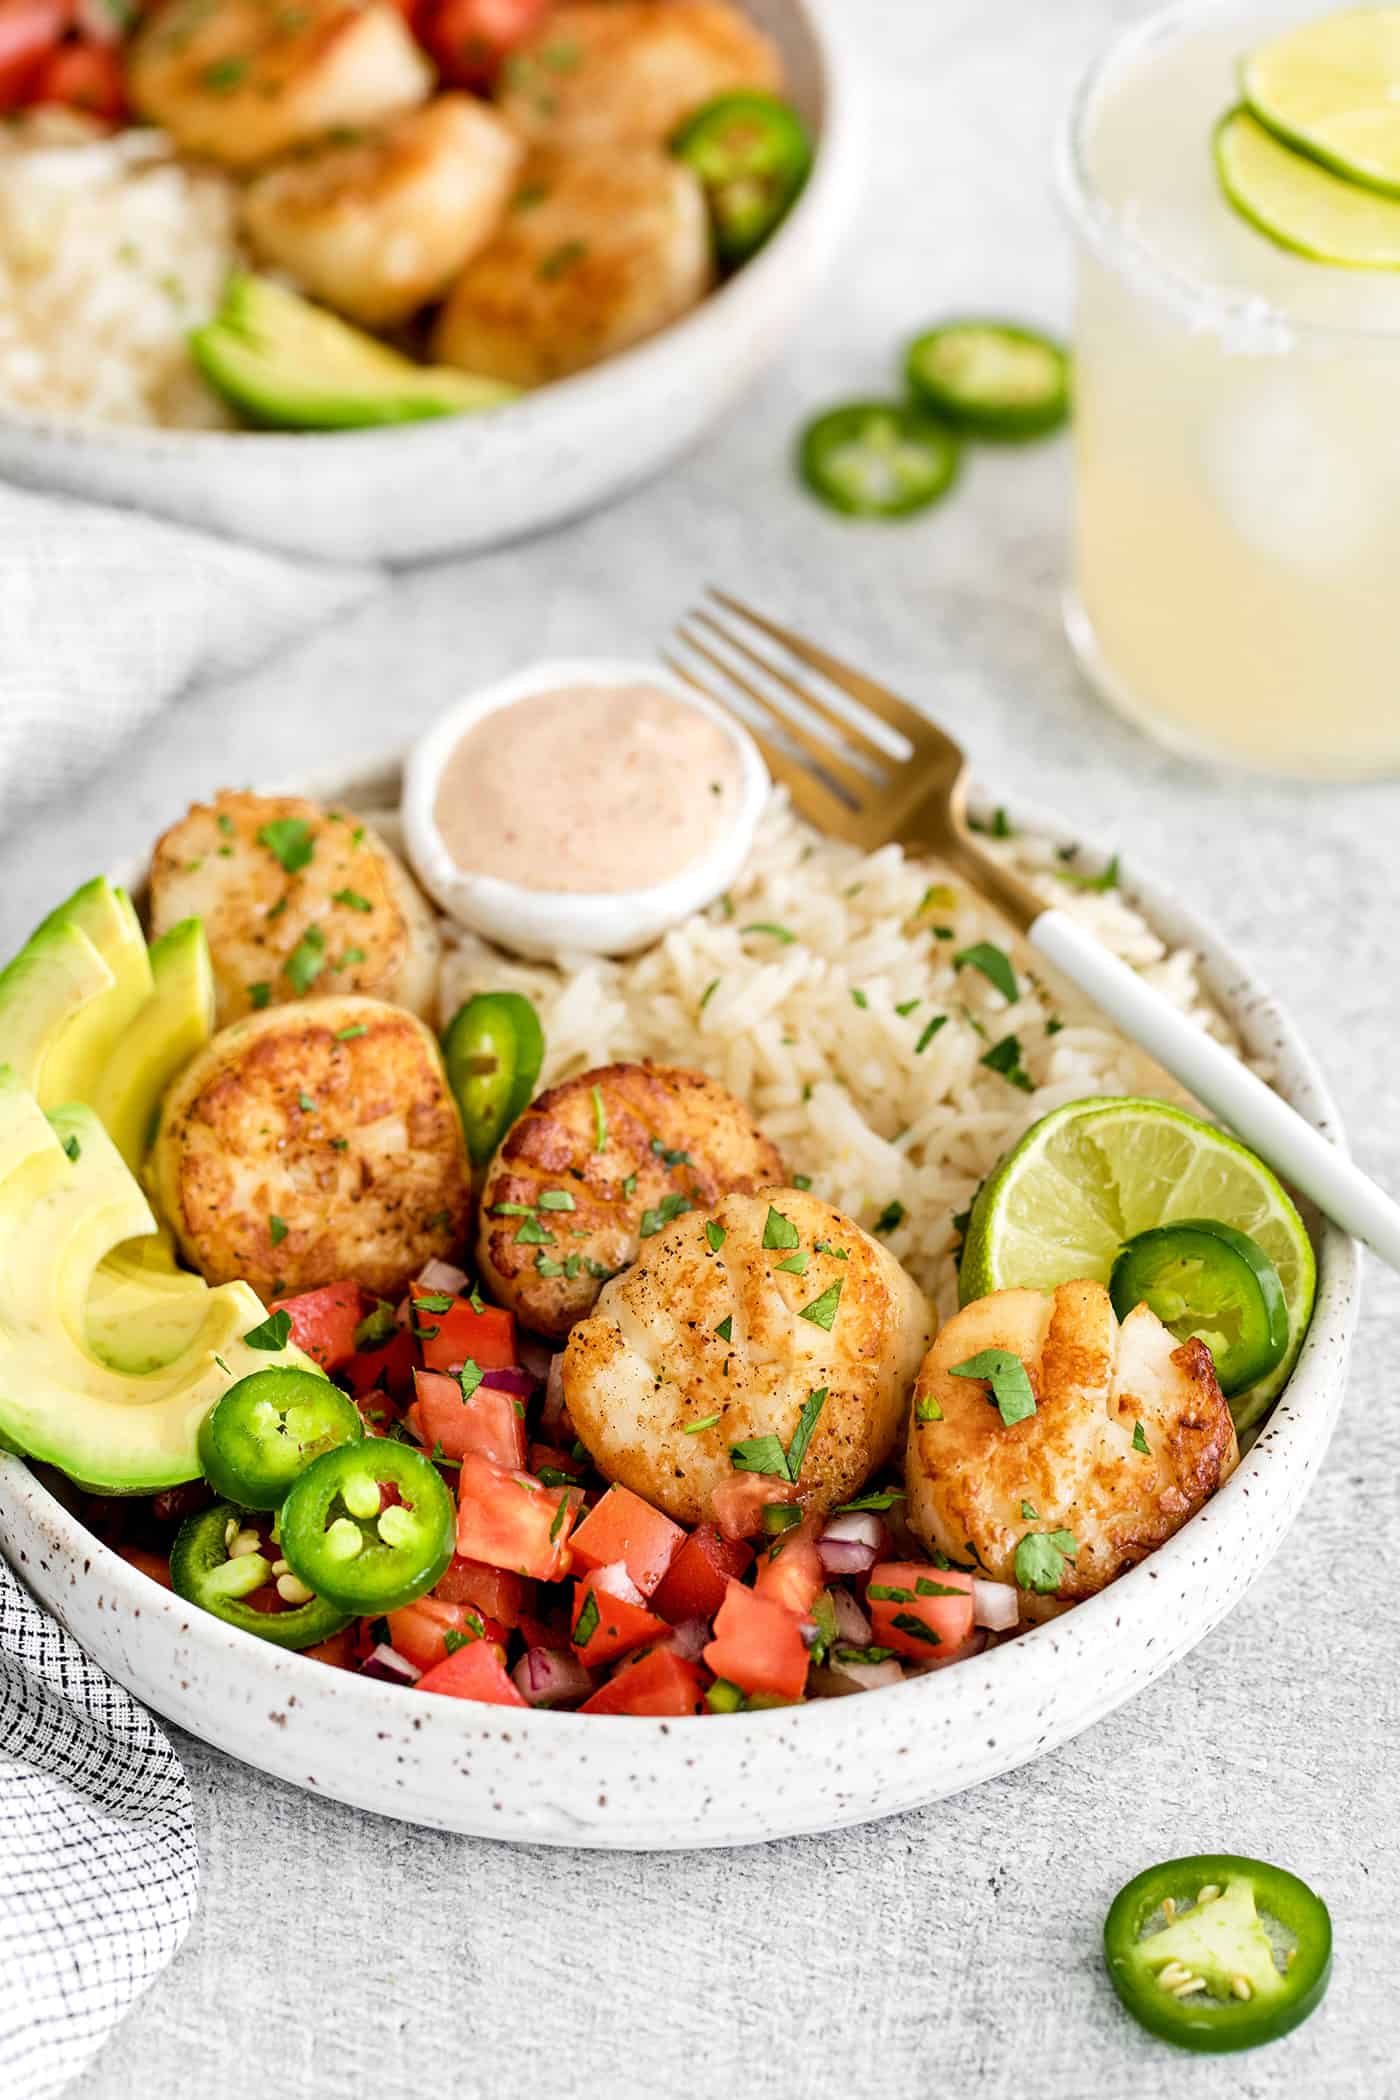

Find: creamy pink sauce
<box><xmin>434</xmin><ymin>683</ymin><xmax>743</xmax><ymax>894</ymax></box>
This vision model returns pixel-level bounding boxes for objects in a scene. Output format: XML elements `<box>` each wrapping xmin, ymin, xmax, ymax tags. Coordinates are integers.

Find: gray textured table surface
<box><xmin>4</xmin><ymin>2</ymin><xmax>1396</xmax><ymax>2094</ymax></box>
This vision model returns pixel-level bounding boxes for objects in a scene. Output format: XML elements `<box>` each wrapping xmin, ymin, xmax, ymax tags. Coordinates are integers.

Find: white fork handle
<box><xmin>1030</xmin><ymin>906</ymin><xmax>1399</xmax><ymax>1270</ymax></box>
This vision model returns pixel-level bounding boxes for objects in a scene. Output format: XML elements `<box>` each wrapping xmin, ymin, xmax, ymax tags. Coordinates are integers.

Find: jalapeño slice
<box><xmin>671</xmin><ymin>90</ymin><xmax>813</xmax><ymax>266</ymax></box>
<box><xmin>170</xmin><ymin>1502</ymin><xmax>352</xmax><ymax>1650</ymax></box>
<box><xmin>905</xmin><ymin>319</ymin><xmax>1070</xmax><ymax>440</ymax></box>
<box><xmin>442</xmin><ymin>990</ymin><xmax>545</xmax><ymax>1167</ymax></box>
<box><xmin>1104</xmin><ymin>1855</ymin><xmax>1332</xmax><ymax>2052</ymax></box>
<box><xmin>1109</xmin><ymin>1218</ymin><xmax>1289</xmax><ymax>1398</ymax></box>
<box><xmin>279</xmin><ymin>1440</ymin><xmax>455</xmax><ymax>1615</ymax></box>
<box><xmin>798</xmin><ymin>401</ymin><xmax>960</xmax><ymax>519</ymax></box>
<box><xmin>198</xmin><ymin>1366</ymin><xmax>363</xmax><ymax>1510</ymax></box>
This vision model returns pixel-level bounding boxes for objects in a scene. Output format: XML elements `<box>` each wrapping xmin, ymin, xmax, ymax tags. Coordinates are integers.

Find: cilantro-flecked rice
<box><xmin>438</xmin><ymin>793</ymin><xmax>1239</xmax><ymax>1319</ymax></box>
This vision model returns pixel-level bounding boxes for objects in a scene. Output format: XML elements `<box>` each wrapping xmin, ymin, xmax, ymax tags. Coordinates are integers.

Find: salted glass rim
<box><xmin>1055</xmin><ymin>0</ymin><xmax>1400</xmax><ymax>350</ymax></box>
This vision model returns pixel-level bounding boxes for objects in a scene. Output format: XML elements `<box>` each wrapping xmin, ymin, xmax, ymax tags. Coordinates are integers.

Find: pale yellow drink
<box><xmin>1062</xmin><ymin>0</ymin><xmax>1400</xmax><ymax>777</ymax></box>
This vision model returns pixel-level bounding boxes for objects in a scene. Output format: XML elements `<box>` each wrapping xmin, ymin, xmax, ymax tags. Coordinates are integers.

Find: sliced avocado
<box><xmin>87</xmin><ymin>1239</ymin><xmax>211</xmax><ymax>1375</ymax></box>
<box><xmin>190</xmin><ymin>274</ymin><xmax>520</xmax><ymax>432</ymax></box>
<box><xmin>0</xmin><ymin>1071</ymin><xmax>319</xmax><ymax>1492</ymax></box>
<box><xmin>0</xmin><ymin>877</ymin><xmax>154</xmax><ymax>1110</ymax></box>
<box><xmin>91</xmin><ymin>917</ymin><xmax>215</xmax><ymax>1172</ymax></box>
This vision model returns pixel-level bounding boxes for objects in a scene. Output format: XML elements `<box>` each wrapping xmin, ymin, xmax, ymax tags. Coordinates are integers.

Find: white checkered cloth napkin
<box><xmin>0</xmin><ymin>1555</ymin><xmax>198</xmax><ymax>2100</ymax></box>
<box><xmin>0</xmin><ymin>481</ymin><xmax>378</xmax><ymax>827</ymax></box>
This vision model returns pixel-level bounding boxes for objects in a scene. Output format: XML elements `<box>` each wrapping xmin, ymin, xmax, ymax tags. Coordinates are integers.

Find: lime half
<box><xmin>1215</xmin><ymin>106</ymin><xmax>1400</xmax><ymax>267</ymax></box>
<box><xmin>1243</xmin><ymin>7</ymin><xmax>1400</xmax><ymax>197</ymax></box>
<box><xmin>958</xmin><ymin>1096</ymin><xmax>1316</xmax><ymax>1432</ymax></box>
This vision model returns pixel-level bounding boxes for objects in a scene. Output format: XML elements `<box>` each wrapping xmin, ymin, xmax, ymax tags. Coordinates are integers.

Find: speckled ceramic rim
<box><xmin>0</xmin><ymin>0</ymin><xmax>856</xmax><ymax>460</ymax></box>
<box><xmin>0</xmin><ymin>755</ymin><xmax>1360</xmax><ymax>1849</ymax></box>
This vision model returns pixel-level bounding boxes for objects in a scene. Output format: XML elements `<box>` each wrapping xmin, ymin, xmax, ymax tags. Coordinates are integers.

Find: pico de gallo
<box><xmin>88</xmin><ymin>1258</ymin><xmax>1022</xmax><ymax>1717</ymax></box>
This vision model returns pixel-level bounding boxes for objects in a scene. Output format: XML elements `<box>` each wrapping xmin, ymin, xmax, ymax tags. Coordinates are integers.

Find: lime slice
<box><xmin>958</xmin><ymin>1096</ymin><xmax>1316</xmax><ymax>1432</ymax></box>
<box><xmin>1243</xmin><ymin>7</ymin><xmax>1400</xmax><ymax>196</ymax></box>
<box><xmin>1215</xmin><ymin>106</ymin><xmax>1400</xmax><ymax>267</ymax></box>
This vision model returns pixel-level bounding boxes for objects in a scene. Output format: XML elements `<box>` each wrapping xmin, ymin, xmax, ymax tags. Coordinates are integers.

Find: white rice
<box><xmin>439</xmin><ymin>794</ymin><xmax>1239</xmax><ymax>1318</ymax></box>
<box><xmin>0</xmin><ymin>116</ymin><xmax>237</xmax><ymax>427</ymax></box>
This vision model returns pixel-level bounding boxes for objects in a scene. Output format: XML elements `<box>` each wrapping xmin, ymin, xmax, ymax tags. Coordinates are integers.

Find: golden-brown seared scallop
<box><xmin>477</xmin><ymin>1060</ymin><xmax>782</xmax><ymax>1339</ymax></box>
<box><xmin>495</xmin><ymin>1</ymin><xmax>782</xmax><ymax>150</ymax></box>
<box><xmin>152</xmin><ymin>995</ymin><xmax>471</xmax><ymax>1301</ymax></box>
<box><xmin>241</xmin><ymin>97</ymin><xmax>523</xmax><ymax>329</ymax></box>
<box><xmin>905</xmin><ymin>1279</ymin><xmax>1240</xmax><ymax>1624</ymax></box>
<box><xmin>128</xmin><ymin>0</ymin><xmax>432</xmax><ymax>170</ymax></box>
<box><xmin>432</xmin><ymin>145</ymin><xmax>712</xmax><ymax>387</ymax></box>
<box><xmin>148</xmin><ymin>790</ymin><xmax>440</xmax><ymax>1029</ymax></box>
<box><xmin>562</xmin><ymin>1188</ymin><xmax>931</xmax><ymax>1525</ymax></box>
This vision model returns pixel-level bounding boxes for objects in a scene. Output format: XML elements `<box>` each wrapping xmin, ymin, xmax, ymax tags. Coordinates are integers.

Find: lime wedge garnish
<box><xmin>1215</xmin><ymin>105</ymin><xmax>1400</xmax><ymax>266</ymax></box>
<box><xmin>958</xmin><ymin>1096</ymin><xmax>1316</xmax><ymax>1432</ymax></box>
<box><xmin>1243</xmin><ymin>7</ymin><xmax>1400</xmax><ymax>196</ymax></box>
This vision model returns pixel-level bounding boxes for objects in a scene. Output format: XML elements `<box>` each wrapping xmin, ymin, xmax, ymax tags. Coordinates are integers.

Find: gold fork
<box><xmin>664</xmin><ymin>587</ymin><xmax>1400</xmax><ymax>1271</ymax></box>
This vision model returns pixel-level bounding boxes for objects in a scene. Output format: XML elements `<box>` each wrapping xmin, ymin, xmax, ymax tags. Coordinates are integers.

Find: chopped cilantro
<box><xmin>949</xmin><ymin>1347</ymin><xmax>1036</xmax><ymax>1427</ymax></box>
<box><xmin>1014</xmin><ymin>1528</ymin><xmax>1078</xmax><ymax>1594</ymax></box>
<box><xmin>968</xmin><ymin>806</ymin><xmax>1013</xmax><ymax>838</ymax></box>
<box><xmin>741</xmin><ymin>921</ymin><xmax>796</xmax><ymax>943</ymax></box>
<box><xmin>248</xmin><ymin>982</ymin><xmax>272</xmax><ymax>1010</ymax></box>
<box><xmin>834</xmin><ymin>1487</ymin><xmax>905</xmax><ymax>1512</ymax></box>
<box><xmin>1132</xmin><ymin>1420</ymin><xmax>1150</xmax><ymax>1455</ymax></box>
<box><xmin>591</xmin><ymin>1085</ymin><xmax>607</xmax><ymax>1153</ymax></box>
<box><xmin>243</xmin><ymin>1309</ymin><xmax>291</xmax><ymax>1352</ymax></box>
<box><xmin>786</xmin><ymin>1386</ymin><xmax>828</xmax><ymax>1478</ymax></box>
<box><xmin>699</xmin><ymin>977</ymin><xmax>721</xmax><ymax>1010</ymax></box>
<box><xmin>334</xmin><ymin>1022</ymin><xmax>367</xmax><ymax>1041</ymax></box>
<box><xmin>284</xmin><ymin>926</ymin><xmax>326</xmax><ymax>994</ymax></box>
<box><xmin>537</xmin><ymin>1189</ymin><xmax>576</xmax><ymax>1211</ymax></box>
<box><xmin>873</xmin><ymin>1200</ymin><xmax>905</xmax><ymax>1235</ymax></box>
<box><xmin>915</xmin><ymin>1395</ymin><xmax>943</xmax><ymax>1423</ymax></box>
<box><xmin>792</xmin><ymin>1173</ymin><xmax>813</xmax><ymax>1191</ymax></box>
<box><xmin>980</xmin><ymin>1034</ymin><xmax>1033</xmax><ymax>1091</ymax></box>
<box><xmin>514</xmin><ymin>1214</ymin><xmax>554</xmax><ymax>1245</ymax></box>
<box><xmin>256</xmin><ymin>816</ymin><xmax>314</xmax><ymax>872</ymax></box>
<box><xmin>650</xmin><ymin>1137</ymin><xmax>693</xmax><ymax>1168</ymax></box>
<box><xmin>535</xmin><ymin>1255</ymin><xmax>566</xmax><ymax>1277</ymax></box>
<box><xmin>622</xmin><ymin>1173</ymin><xmax>638</xmax><ymax>1198</ymax></box>
<box><xmin>332</xmin><ymin>887</ymin><xmax>373</xmax><ymax>912</ymax></box>
<box><xmin>705</xmin><ymin>1220</ymin><xmax>726</xmax><ymax>1253</ymax></box>
<box><xmin>685</xmin><ymin>1413</ymin><xmax>721</xmax><ymax>1435</ymax></box>
<box><xmin>892</xmin><ymin>1612</ymin><xmax>943</xmax><ymax>1647</ymax></box>
<box><xmin>537</xmin><ymin>238</ymin><xmax>588</xmax><ymax>280</ymax></box>
<box><xmin>762</xmin><ymin>1205</ymin><xmax>799</xmax><ymax>1251</ymax></box>
<box><xmin>572</xmin><ymin>1591</ymin><xmax>601</xmax><ymax>1646</ymax></box>
<box><xmin>953</xmin><ymin>941</ymin><xmax>1019</xmax><ymax>1004</ymax></box>
<box><xmin>201</xmin><ymin>53</ymin><xmax>248</xmax><ymax>91</ymax></box>
<box><xmin>729</xmin><ymin>1434</ymin><xmax>791</xmax><ymax>1479</ymax></box>
<box><xmin>1020</xmin><ymin>1500</ymin><xmax>1038</xmax><ymax>1520</ymax></box>
<box><xmin>1056</xmin><ymin>852</ymin><xmax>1120</xmax><ymax>894</ymax></box>
<box><xmin>915</xmin><ymin>1014</ymin><xmax>948</xmax><ymax>1055</ymax></box>
<box><xmin>639</xmin><ymin>1192</ymin><xmax>692</xmax><ymax>1238</ymax></box>
<box><xmin>714</xmin><ymin>1315</ymin><xmax>733</xmax><ymax>1341</ymax></box>
<box><xmin>774</xmin><ymin>1248</ymin><xmax>809</xmax><ymax>1276</ymax></box>
<box><xmin>851</xmin><ymin>989</ymin><xmax>868</xmax><ymax>1009</ymax></box>
<box><xmin>414</xmin><ymin>1293</ymin><xmax>454</xmax><ymax>1312</ymax></box>
<box><xmin>62</xmin><ymin>1133</ymin><xmax>80</xmax><ymax>1162</ymax></box>
<box><xmin>798</xmin><ymin>1281</ymin><xmax>843</xmax><ymax>1331</ymax></box>
<box><xmin>352</xmin><ymin>1302</ymin><xmax>397</xmax><ymax>1352</ymax></box>
<box><xmin>268</xmin><ymin>1214</ymin><xmax>288</xmax><ymax>1246</ymax></box>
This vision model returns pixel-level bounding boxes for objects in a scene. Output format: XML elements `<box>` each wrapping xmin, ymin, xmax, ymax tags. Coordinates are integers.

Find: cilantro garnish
<box><xmin>892</xmin><ymin>1613</ymin><xmax>943</xmax><ymax>1648</ymax></box>
<box><xmin>62</xmin><ymin>1133</ymin><xmax>80</xmax><ymax>1162</ymax></box>
<box><xmin>792</xmin><ymin>1173</ymin><xmax>813</xmax><ymax>1191</ymax></box>
<box><xmin>774</xmin><ymin>1248</ymin><xmax>809</xmax><ymax>1276</ymax></box>
<box><xmin>714</xmin><ymin>1315</ymin><xmax>733</xmax><ymax>1341</ymax></box>
<box><xmin>639</xmin><ymin>1192</ymin><xmax>692</xmax><ymax>1237</ymax></box>
<box><xmin>1020</xmin><ymin>1499</ymin><xmax>1038</xmax><ymax>1520</ymax></box>
<box><xmin>537</xmin><ymin>1189</ymin><xmax>576</xmax><ymax>1211</ymax></box>
<box><xmin>1014</xmin><ymin>1528</ymin><xmax>1078</xmax><ymax>1593</ymax></box>
<box><xmin>352</xmin><ymin>1302</ymin><xmax>396</xmax><ymax>1351</ymax></box>
<box><xmin>535</xmin><ymin>1255</ymin><xmax>566</xmax><ymax>1277</ymax></box>
<box><xmin>915</xmin><ymin>1394</ymin><xmax>943</xmax><ymax>1423</ymax></box>
<box><xmin>729</xmin><ymin>1434</ymin><xmax>791</xmax><ymax>1479</ymax></box>
<box><xmin>591</xmin><ymin>1085</ymin><xmax>607</xmax><ymax>1153</ymax></box>
<box><xmin>834</xmin><ymin>1487</ymin><xmax>905</xmax><ymax>1512</ymax></box>
<box><xmin>685</xmin><ymin>1413</ymin><xmax>721</xmax><ymax>1435</ymax></box>
<box><xmin>243</xmin><ymin>1309</ymin><xmax>291</xmax><ymax>1352</ymax></box>
<box><xmin>833</xmin><ymin>1644</ymin><xmax>897</xmax><ymax>1668</ymax></box>
<box><xmin>915</xmin><ymin>1014</ymin><xmax>948</xmax><ymax>1055</ymax></box>
<box><xmin>786</xmin><ymin>1386</ymin><xmax>828</xmax><ymax>1479</ymax></box>
<box><xmin>873</xmin><ymin>1200</ymin><xmax>905</xmax><ymax>1235</ymax></box>
<box><xmin>650</xmin><ymin>1138</ymin><xmax>693</xmax><ymax>1168</ymax></box>
<box><xmin>699</xmin><ymin>977</ymin><xmax>721</xmax><ymax>1009</ymax></box>
<box><xmin>514</xmin><ymin>1214</ymin><xmax>554</xmax><ymax>1245</ymax></box>
<box><xmin>284</xmin><ymin>926</ymin><xmax>326</xmax><ymax>994</ymax></box>
<box><xmin>851</xmin><ymin>989</ymin><xmax>868</xmax><ymax>1010</ymax></box>
<box><xmin>268</xmin><ymin>1215</ymin><xmax>287</xmax><ymax>1245</ymax></box>
<box><xmin>572</xmin><ymin>1591</ymin><xmax>601</xmax><ymax>1647</ymax></box>
<box><xmin>762</xmin><ymin>1205</ymin><xmax>799</xmax><ymax>1250</ymax></box>
<box><xmin>954</xmin><ymin>941</ymin><xmax>1019</xmax><ymax>1004</ymax></box>
<box><xmin>332</xmin><ymin>887</ymin><xmax>373</xmax><ymax>912</ymax></box>
<box><xmin>798</xmin><ymin>1282</ymin><xmax>843</xmax><ymax>1331</ymax></box>
<box><xmin>949</xmin><ymin>1348</ymin><xmax>1036</xmax><ymax>1428</ymax></box>
<box><xmin>980</xmin><ymin>1034</ymin><xmax>1034</xmax><ymax>1091</ymax></box>
<box><xmin>968</xmin><ymin>806</ymin><xmax>1013</xmax><ymax>838</ymax></box>
<box><xmin>1132</xmin><ymin>1420</ymin><xmax>1150</xmax><ymax>1455</ymax></box>
<box><xmin>415</xmin><ymin>1293</ymin><xmax>454</xmax><ymax>1313</ymax></box>
<box><xmin>248</xmin><ymin>981</ymin><xmax>272</xmax><ymax>1010</ymax></box>
<box><xmin>256</xmin><ymin>816</ymin><xmax>314</xmax><ymax>873</ymax></box>
<box><xmin>705</xmin><ymin>1220</ymin><xmax>726</xmax><ymax>1253</ymax></box>
<box><xmin>335</xmin><ymin>1022</ymin><xmax>367</xmax><ymax>1042</ymax></box>
<box><xmin>741</xmin><ymin>921</ymin><xmax>796</xmax><ymax>944</ymax></box>
<box><xmin>1056</xmin><ymin>852</ymin><xmax>1120</xmax><ymax>894</ymax></box>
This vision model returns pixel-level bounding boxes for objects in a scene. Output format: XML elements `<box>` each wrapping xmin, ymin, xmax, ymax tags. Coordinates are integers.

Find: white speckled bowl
<box><xmin>0</xmin><ymin>757</ymin><xmax>1360</xmax><ymax>1848</ymax></box>
<box><xmin>0</xmin><ymin>0</ymin><xmax>860</xmax><ymax>564</ymax></box>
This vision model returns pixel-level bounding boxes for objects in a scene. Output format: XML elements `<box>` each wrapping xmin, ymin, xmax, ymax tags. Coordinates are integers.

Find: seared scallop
<box><xmin>562</xmin><ymin>1187</ymin><xmax>931</xmax><ymax>1526</ymax></box>
<box><xmin>495</xmin><ymin>1</ymin><xmax>782</xmax><ymax>150</ymax></box>
<box><xmin>148</xmin><ymin>790</ymin><xmax>440</xmax><ymax>1029</ymax></box>
<box><xmin>152</xmin><ymin>995</ymin><xmax>471</xmax><ymax>1301</ymax></box>
<box><xmin>477</xmin><ymin>1060</ymin><xmax>783</xmax><ymax>1340</ymax></box>
<box><xmin>432</xmin><ymin>145</ymin><xmax>712</xmax><ymax>387</ymax></box>
<box><xmin>128</xmin><ymin>0</ymin><xmax>432</xmax><ymax>170</ymax></box>
<box><xmin>905</xmin><ymin>1279</ymin><xmax>1240</xmax><ymax>1624</ymax></box>
<box><xmin>241</xmin><ymin>97</ymin><xmax>523</xmax><ymax>329</ymax></box>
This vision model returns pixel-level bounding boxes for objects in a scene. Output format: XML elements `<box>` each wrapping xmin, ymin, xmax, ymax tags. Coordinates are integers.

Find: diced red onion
<box><xmin>518</xmin><ymin>1336</ymin><xmax>554</xmax><ymax>1384</ymax></box>
<box><xmin>480</xmin><ymin>1366</ymin><xmax>536</xmax><ymax>1398</ymax></box>
<box><xmin>831</xmin><ymin>1655</ymin><xmax>903</xmax><ymax>1692</ymax></box>
<box><xmin>359</xmin><ymin>1644</ymin><xmax>420</xmax><ymax>1686</ymax></box>
<box><xmin>417</xmin><ymin>1258</ymin><xmax>469</xmax><ymax>1295</ymax></box>
<box><xmin>971</xmin><ymin>1579</ymin><xmax>1019</xmax><ymax>1632</ymax></box>
<box><xmin>799</xmin><ymin>1617</ymin><xmax>823</xmax><ymax>1651</ymax></box>
<box><xmin>541</xmin><ymin>1353</ymin><xmax>569</xmax><ymax>1435</ymax></box>
<box><xmin>829</xmin><ymin>1587</ymin><xmax>872</xmax><ymax>1645</ymax></box>
<box><xmin>816</xmin><ymin>1511</ymin><xmax>887</xmax><ymax>1575</ymax></box>
<box><xmin>512</xmin><ymin>1646</ymin><xmax>594</xmax><ymax>1708</ymax></box>
<box><xmin>663</xmin><ymin>1617</ymin><xmax>710</xmax><ymax>1661</ymax></box>
<box><xmin>591</xmin><ymin>1560</ymin><xmax>644</xmax><ymax>1606</ymax></box>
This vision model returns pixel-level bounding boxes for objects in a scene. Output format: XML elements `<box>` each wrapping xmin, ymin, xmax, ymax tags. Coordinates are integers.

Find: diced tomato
<box><xmin>569</xmin><ymin>1569</ymin><xmax>667</xmax><ymax>1669</ymax></box>
<box><xmin>456</xmin><ymin>1450</ymin><xmax>578</xmax><ymax>1580</ymax></box>
<box><xmin>115</xmin><ymin>1544</ymin><xmax>172</xmax><ymax>1590</ymax></box>
<box><xmin>302</xmin><ymin>1626</ymin><xmax>358</xmax><ymax>1670</ymax></box>
<box><xmin>752</xmin><ymin>1515</ymin><xmax>824</xmax><ymax>1618</ymax></box>
<box><xmin>387</xmin><ymin>1595</ymin><xmax>508</xmax><ymax>1672</ymax></box>
<box><xmin>417</xmin><ymin>1637</ymin><xmax>526</xmax><ymax>1705</ymax></box>
<box><xmin>866</xmin><ymin>1560</ymin><xmax>975</xmax><ymax>1662</ymax></box>
<box><xmin>711</xmin><ymin>1472</ymin><xmax>794</xmax><ymax>1540</ymax></box>
<box><xmin>569</xmin><ymin>1484</ymin><xmax>685</xmax><ymax>1600</ymax></box>
<box><xmin>340</xmin><ymin>1327</ymin><xmax>417</xmax><ymax>1403</ymax></box>
<box><xmin>413</xmin><ymin>1367</ymin><xmax>526</xmax><ymax>1468</ymax></box>
<box><xmin>269</xmin><ymin>1281</ymin><xmax>366</xmax><ymax>1372</ymax></box>
<box><xmin>418</xmin><ymin>0</ymin><xmax>550</xmax><ymax>89</ymax></box>
<box><xmin>703</xmin><ymin>1579</ymin><xmax>810</xmax><ymax>1703</ymax></box>
<box><xmin>528</xmin><ymin>1440</ymin><xmax>586</xmax><ymax>1480</ymax></box>
<box><xmin>651</xmin><ymin>1523</ymin><xmax>753</xmax><ymax>1623</ymax></box>
<box><xmin>31</xmin><ymin>36</ymin><xmax>122</xmax><ymax>116</ymax></box>
<box><xmin>0</xmin><ymin>0</ymin><xmax>67</xmax><ymax>111</ymax></box>
<box><xmin>434</xmin><ymin>1553</ymin><xmax>528</xmax><ymax>1627</ymax></box>
<box><xmin>579</xmin><ymin>1648</ymin><xmax>706</xmax><ymax>1717</ymax></box>
<box><xmin>414</xmin><ymin>1293</ymin><xmax>517</xmax><ymax>1375</ymax></box>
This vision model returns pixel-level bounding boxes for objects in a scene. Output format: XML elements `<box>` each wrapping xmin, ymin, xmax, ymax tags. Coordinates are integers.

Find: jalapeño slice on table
<box><xmin>198</xmin><ymin>1366</ymin><xmax>363</xmax><ymax>1510</ymax></box>
<box><xmin>798</xmin><ymin>402</ymin><xmax>960</xmax><ymax>519</ymax></box>
<box><xmin>442</xmin><ymin>990</ymin><xmax>545</xmax><ymax>1167</ymax></box>
<box><xmin>1104</xmin><ymin>1855</ymin><xmax>1332</xmax><ymax>2052</ymax></box>
<box><xmin>279</xmin><ymin>1440</ymin><xmax>455</xmax><ymax>1615</ymax></box>
<box><xmin>671</xmin><ymin>90</ymin><xmax>813</xmax><ymax>266</ymax></box>
<box><xmin>905</xmin><ymin>319</ymin><xmax>1071</xmax><ymax>439</ymax></box>
<box><xmin>1109</xmin><ymin>1218</ymin><xmax>1289</xmax><ymax>1399</ymax></box>
<box><xmin>170</xmin><ymin>1501</ymin><xmax>352</xmax><ymax>1650</ymax></box>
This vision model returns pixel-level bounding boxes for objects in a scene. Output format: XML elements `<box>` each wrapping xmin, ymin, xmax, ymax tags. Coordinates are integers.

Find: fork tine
<box><xmin>706</xmin><ymin>587</ymin><xmax>947</xmax><ymax>754</ymax></box>
<box><xmin>689</xmin><ymin>608</ymin><xmax>897</xmax><ymax>773</ymax></box>
<box><xmin>660</xmin><ymin>654</ymin><xmax>864</xmax><ymax>842</ymax></box>
<box><xmin>673</xmin><ymin>624</ymin><xmax>874</xmax><ymax>805</ymax></box>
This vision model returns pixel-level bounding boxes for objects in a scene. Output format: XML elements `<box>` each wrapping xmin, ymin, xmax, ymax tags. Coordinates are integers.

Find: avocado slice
<box><xmin>91</xmin><ymin>917</ymin><xmax>215</xmax><ymax>1173</ymax></box>
<box><xmin>190</xmin><ymin>274</ymin><xmax>520</xmax><ymax>431</ymax></box>
<box><xmin>86</xmin><ymin>1239</ymin><xmax>211</xmax><ymax>1376</ymax></box>
<box><xmin>0</xmin><ymin>877</ymin><xmax>154</xmax><ymax>1111</ymax></box>
<box><xmin>0</xmin><ymin>1072</ymin><xmax>319</xmax><ymax>1491</ymax></box>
